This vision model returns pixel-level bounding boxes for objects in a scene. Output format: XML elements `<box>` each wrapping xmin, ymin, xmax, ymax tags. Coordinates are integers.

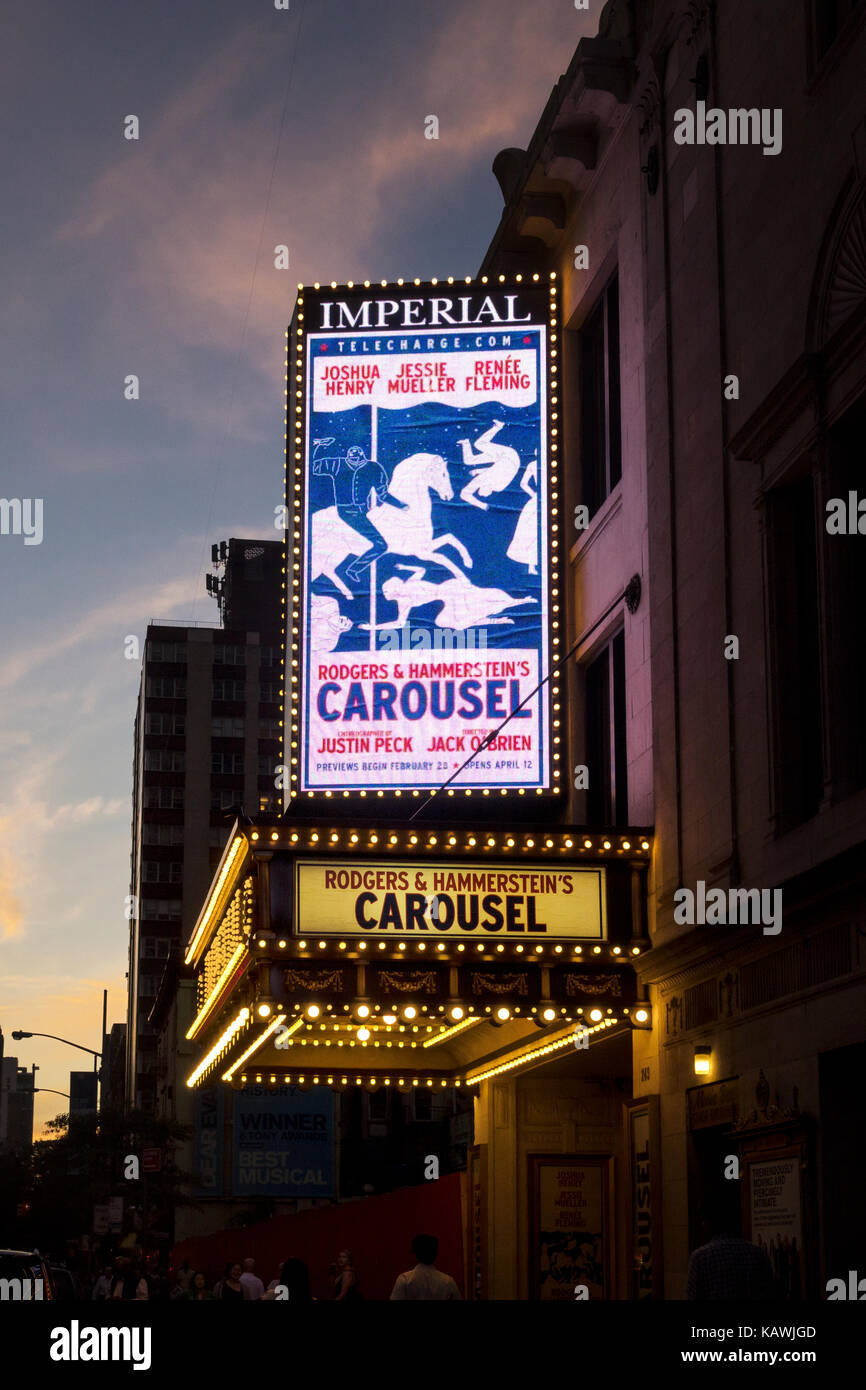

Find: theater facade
<box><xmin>184</xmin><ymin>817</ymin><xmax>655</xmax><ymax>1299</ymax></box>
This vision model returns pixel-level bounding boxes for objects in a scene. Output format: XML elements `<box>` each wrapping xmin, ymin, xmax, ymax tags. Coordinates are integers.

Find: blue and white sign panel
<box><xmin>231</xmin><ymin>1084</ymin><xmax>334</xmax><ymax>1198</ymax></box>
<box><xmin>293</xmin><ymin>281</ymin><xmax>555</xmax><ymax>793</ymax></box>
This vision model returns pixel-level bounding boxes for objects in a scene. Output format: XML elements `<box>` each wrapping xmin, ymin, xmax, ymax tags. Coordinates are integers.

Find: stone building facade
<box><xmin>478</xmin><ymin>0</ymin><xmax>866</xmax><ymax>1296</ymax></box>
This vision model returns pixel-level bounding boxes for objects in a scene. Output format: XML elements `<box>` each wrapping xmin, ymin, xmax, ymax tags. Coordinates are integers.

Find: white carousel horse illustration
<box><xmin>506</xmin><ymin>457</ymin><xmax>539</xmax><ymax>574</ymax></box>
<box><xmin>309</xmin><ymin>593</ymin><xmax>353</xmax><ymax>654</ymax></box>
<box><xmin>310</xmin><ymin>452</ymin><xmax>472</xmax><ymax>601</ymax></box>
<box><xmin>362</xmin><ymin>564</ymin><xmax>536</xmax><ymax>631</ymax></box>
<box><xmin>457</xmin><ymin>420</ymin><xmax>522</xmax><ymax>510</ymax></box>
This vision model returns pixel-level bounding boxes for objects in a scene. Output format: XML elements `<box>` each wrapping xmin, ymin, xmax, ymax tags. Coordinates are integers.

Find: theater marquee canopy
<box><xmin>285</xmin><ymin>275</ymin><xmax>561</xmax><ymax>804</ymax></box>
<box><xmin>184</xmin><ymin>818</ymin><xmax>652</xmax><ymax>1095</ymax></box>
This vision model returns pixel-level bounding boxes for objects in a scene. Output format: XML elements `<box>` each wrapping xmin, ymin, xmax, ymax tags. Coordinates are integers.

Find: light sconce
<box><xmin>694</xmin><ymin>1045</ymin><xmax>712</xmax><ymax>1076</ymax></box>
<box><xmin>534</xmin><ymin>1006</ymin><xmax>558</xmax><ymax>1028</ymax></box>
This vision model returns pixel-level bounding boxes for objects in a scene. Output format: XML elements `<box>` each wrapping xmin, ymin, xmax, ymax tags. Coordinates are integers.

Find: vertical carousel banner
<box><xmin>192</xmin><ymin>1086</ymin><xmax>224</xmax><ymax>1199</ymax></box>
<box><xmin>290</xmin><ymin>279</ymin><xmax>558</xmax><ymax>794</ymax></box>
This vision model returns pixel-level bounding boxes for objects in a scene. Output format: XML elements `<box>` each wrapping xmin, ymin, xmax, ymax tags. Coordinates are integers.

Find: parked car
<box><xmin>0</xmin><ymin>1249</ymin><xmax>55</xmax><ymax>1300</ymax></box>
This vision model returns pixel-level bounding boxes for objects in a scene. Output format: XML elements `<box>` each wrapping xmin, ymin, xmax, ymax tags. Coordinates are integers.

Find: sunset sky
<box><xmin>0</xmin><ymin>0</ymin><xmax>593</xmax><ymax>1133</ymax></box>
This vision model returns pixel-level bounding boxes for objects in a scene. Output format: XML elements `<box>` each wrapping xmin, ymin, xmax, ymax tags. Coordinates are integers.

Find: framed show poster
<box><xmin>529</xmin><ymin>1155</ymin><xmax>614</xmax><ymax>1300</ymax></box>
<box><xmin>625</xmin><ymin>1096</ymin><xmax>663</xmax><ymax>1299</ymax></box>
<box><xmin>740</xmin><ymin>1126</ymin><xmax>812</xmax><ymax>1300</ymax></box>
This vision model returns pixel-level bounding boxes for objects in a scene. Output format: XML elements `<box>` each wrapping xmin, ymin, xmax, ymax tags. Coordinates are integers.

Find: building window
<box><xmin>143</xmin><ymin>750</ymin><xmax>185</xmax><ymax>772</ymax></box>
<box><xmin>812</xmin><ymin>0</ymin><xmax>864</xmax><ymax>60</ymax></box>
<box><xmin>212</xmin><ymin>716</ymin><xmax>245</xmax><ymax>738</ymax></box>
<box><xmin>213</xmin><ymin>680</ymin><xmax>246</xmax><ymax>702</ymax></box>
<box><xmin>766</xmin><ymin>473</ymin><xmax>824</xmax><ymax>829</ymax></box>
<box><xmin>582</xmin><ymin>630</ymin><xmax>628</xmax><ymax>826</ymax></box>
<box><xmin>214</xmin><ymin>644</ymin><xmax>246</xmax><ymax>666</ymax></box>
<box><xmin>141</xmin><ymin>824</ymin><xmax>184</xmax><ymax>846</ymax></box>
<box><xmin>145</xmin><ymin>713</ymin><xmax>186</xmax><ymax>735</ymax></box>
<box><xmin>259</xmin><ymin>683</ymin><xmax>280</xmax><ymax>703</ymax></box>
<box><xmin>142</xmin><ymin>861</ymin><xmax>183</xmax><ymax>884</ymax></box>
<box><xmin>367</xmin><ymin>1090</ymin><xmax>389</xmax><ymax>1124</ymax></box>
<box><xmin>212</xmin><ymin>751</ymin><xmax>245</xmax><ymax>775</ymax></box>
<box><xmin>259</xmin><ymin>719</ymin><xmax>282</xmax><ymax>738</ymax></box>
<box><xmin>259</xmin><ymin>793</ymin><xmax>282</xmax><ymax>812</ymax></box>
<box><xmin>140</xmin><ymin>899</ymin><xmax>181</xmax><ymax>922</ymax></box>
<box><xmin>148</xmin><ymin>642</ymin><xmax>187</xmax><ymax>663</ymax></box>
<box><xmin>257</xmin><ymin>754</ymin><xmax>279</xmax><ymax>777</ymax></box>
<box><xmin>141</xmin><ymin>937</ymin><xmax>173</xmax><ymax>959</ymax></box>
<box><xmin>823</xmin><ymin>397</ymin><xmax>866</xmax><ymax>799</ymax></box>
<box><xmin>260</xmin><ymin>646</ymin><xmax>280</xmax><ymax>667</ymax></box>
<box><xmin>209</xmin><ymin>827</ymin><xmax>230</xmax><ymax>848</ymax></box>
<box><xmin>578</xmin><ymin>272</ymin><xmax>621</xmax><ymax>518</ymax></box>
<box><xmin>211</xmin><ymin>789</ymin><xmax>242</xmax><ymax>811</ymax></box>
<box><xmin>143</xmin><ymin>787</ymin><xmax>184</xmax><ymax>810</ymax></box>
<box><xmin>413</xmin><ymin>1091</ymin><xmax>433</xmax><ymax>1121</ymax></box>
<box><xmin>146</xmin><ymin>677</ymin><xmax>187</xmax><ymax>699</ymax></box>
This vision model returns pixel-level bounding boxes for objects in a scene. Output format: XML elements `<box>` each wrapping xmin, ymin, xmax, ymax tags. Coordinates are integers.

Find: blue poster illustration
<box><xmin>300</xmin><ymin>315</ymin><xmax>551</xmax><ymax>792</ymax></box>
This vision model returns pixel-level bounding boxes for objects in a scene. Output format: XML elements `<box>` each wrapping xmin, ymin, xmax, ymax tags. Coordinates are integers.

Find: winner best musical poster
<box><xmin>292</xmin><ymin>279</ymin><xmax>555</xmax><ymax>794</ymax></box>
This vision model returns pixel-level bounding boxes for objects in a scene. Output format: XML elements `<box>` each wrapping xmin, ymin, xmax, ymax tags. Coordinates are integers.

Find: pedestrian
<box><xmin>91</xmin><ymin>1265</ymin><xmax>113</xmax><ymax>1300</ymax></box>
<box><xmin>264</xmin><ymin>1261</ymin><xmax>286</xmax><ymax>1297</ymax></box>
<box><xmin>240</xmin><ymin>1256</ymin><xmax>264</xmax><ymax>1300</ymax></box>
<box><xmin>176</xmin><ymin>1259</ymin><xmax>193</xmax><ymax>1293</ymax></box>
<box><xmin>332</xmin><ymin>1249</ymin><xmax>363</xmax><ymax>1301</ymax></box>
<box><xmin>686</xmin><ymin>1193</ymin><xmax>775</xmax><ymax>1300</ymax></box>
<box><xmin>185</xmin><ymin>1272</ymin><xmax>214</xmax><ymax>1302</ymax></box>
<box><xmin>111</xmin><ymin>1261</ymin><xmax>149</xmax><ymax>1301</ymax></box>
<box><xmin>390</xmin><ymin>1234</ymin><xmax>461</xmax><ymax>1300</ymax></box>
<box><xmin>280</xmin><ymin>1258</ymin><xmax>313</xmax><ymax>1301</ymax></box>
<box><xmin>219</xmin><ymin>1262</ymin><xmax>245</xmax><ymax>1301</ymax></box>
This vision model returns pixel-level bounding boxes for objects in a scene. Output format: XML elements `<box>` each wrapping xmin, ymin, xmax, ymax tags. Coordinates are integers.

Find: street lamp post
<box><xmin>11</xmin><ymin>1031</ymin><xmax>102</xmax><ymax>1063</ymax></box>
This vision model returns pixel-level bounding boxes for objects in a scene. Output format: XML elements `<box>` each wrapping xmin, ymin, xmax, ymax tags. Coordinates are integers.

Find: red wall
<box><xmin>172</xmin><ymin>1173</ymin><xmax>465</xmax><ymax>1301</ymax></box>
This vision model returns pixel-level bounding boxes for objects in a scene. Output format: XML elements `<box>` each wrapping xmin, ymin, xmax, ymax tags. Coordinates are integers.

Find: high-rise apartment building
<box><xmin>125</xmin><ymin>539</ymin><xmax>283</xmax><ymax>1111</ymax></box>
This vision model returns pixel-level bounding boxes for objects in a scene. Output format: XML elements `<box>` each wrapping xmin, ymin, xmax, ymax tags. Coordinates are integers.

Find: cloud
<box><xmin>0</xmin><ymin>572</ymin><xmax>194</xmax><ymax>692</ymax></box>
<box><xmin>49</xmin><ymin>1</ymin><xmax>581</xmax><ymax>439</ymax></box>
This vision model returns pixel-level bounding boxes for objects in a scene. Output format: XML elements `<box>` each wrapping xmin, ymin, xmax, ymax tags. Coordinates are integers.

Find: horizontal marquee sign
<box><xmin>287</xmin><ymin>276</ymin><xmax>561</xmax><ymax>797</ymax></box>
<box><xmin>294</xmin><ymin>859</ymin><xmax>606</xmax><ymax>939</ymax></box>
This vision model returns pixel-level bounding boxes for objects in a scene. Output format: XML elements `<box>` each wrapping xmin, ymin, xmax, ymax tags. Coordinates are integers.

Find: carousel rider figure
<box><xmin>312</xmin><ymin>438</ymin><xmax>408</xmax><ymax>585</ymax></box>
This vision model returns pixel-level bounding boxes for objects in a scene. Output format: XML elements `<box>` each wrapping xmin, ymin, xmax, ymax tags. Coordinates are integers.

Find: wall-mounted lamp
<box><xmin>631</xmin><ymin>1006</ymin><xmax>652</xmax><ymax>1029</ymax></box>
<box><xmin>694</xmin><ymin>1045</ymin><xmax>712</xmax><ymax>1076</ymax></box>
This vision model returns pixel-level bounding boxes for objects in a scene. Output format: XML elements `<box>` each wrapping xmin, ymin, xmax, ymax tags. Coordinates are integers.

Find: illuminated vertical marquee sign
<box><xmin>286</xmin><ymin>276</ymin><xmax>561</xmax><ymax>799</ymax></box>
